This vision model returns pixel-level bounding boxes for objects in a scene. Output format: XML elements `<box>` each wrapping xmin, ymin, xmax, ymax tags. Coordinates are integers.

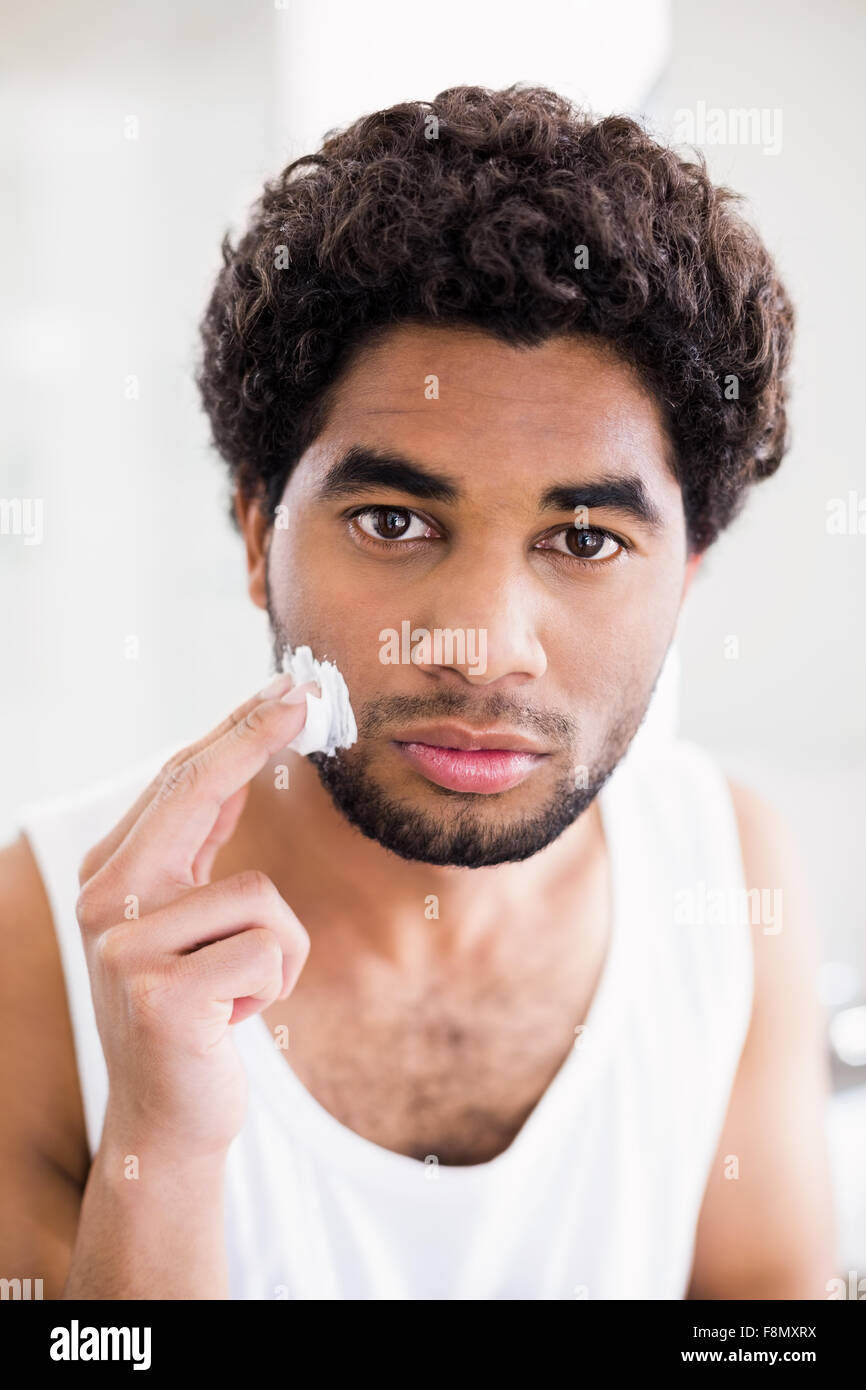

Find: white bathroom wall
<box><xmin>273</xmin><ymin>0</ymin><xmax>671</xmax><ymax>157</ymax></box>
<box><xmin>0</xmin><ymin>1</ymin><xmax>279</xmax><ymax>827</ymax></box>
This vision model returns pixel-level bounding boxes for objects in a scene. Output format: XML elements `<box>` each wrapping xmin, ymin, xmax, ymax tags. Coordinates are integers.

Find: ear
<box><xmin>234</xmin><ymin>491</ymin><xmax>270</xmax><ymax>611</ymax></box>
<box><xmin>681</xmin><ymin>548</ymin><xmax>704</xmax><ymax>602</ymax></box>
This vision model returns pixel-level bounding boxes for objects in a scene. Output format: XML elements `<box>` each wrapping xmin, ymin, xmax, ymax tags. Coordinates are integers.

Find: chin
<box><xmin>307</xmin><ymin>747</ymin><xmax>609</xmax><ymax>869</ymax></box>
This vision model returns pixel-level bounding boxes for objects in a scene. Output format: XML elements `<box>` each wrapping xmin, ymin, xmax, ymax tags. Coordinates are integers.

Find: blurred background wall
<box><xmin>1</xmin><ymin>0</ymin><xmax>864</xmax><ymax>1264</ymax></box>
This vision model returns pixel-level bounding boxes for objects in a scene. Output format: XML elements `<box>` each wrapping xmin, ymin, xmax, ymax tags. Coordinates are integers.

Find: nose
<box><xmin>411</xmin><ymin>560</ymin><xmax>548</xmax><ymax>687</ymax></box>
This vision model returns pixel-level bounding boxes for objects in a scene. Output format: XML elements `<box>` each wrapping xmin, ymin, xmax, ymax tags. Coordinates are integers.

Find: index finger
<box><xmin>80</xmin><ymin>676</ymin><xmax>320</xmax><ymax>910</ymax></box>
<box><xmin>78</xmin><ymin>672</ymin><xmax>306</xmax><ymax>885</ymax></box>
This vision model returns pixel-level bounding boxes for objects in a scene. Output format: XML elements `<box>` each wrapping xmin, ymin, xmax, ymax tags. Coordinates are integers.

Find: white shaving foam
<box><xmin>277</xmin><ymin>644</ymin><xmax>358</xmax><ymax>758</ymax></box>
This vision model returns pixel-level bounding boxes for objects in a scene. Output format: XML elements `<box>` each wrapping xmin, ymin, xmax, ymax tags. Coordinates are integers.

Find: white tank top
<box><xmin>17</xmin><ymin>728</ymin><xmax>753</xmax><ymax>1300</ymax></box>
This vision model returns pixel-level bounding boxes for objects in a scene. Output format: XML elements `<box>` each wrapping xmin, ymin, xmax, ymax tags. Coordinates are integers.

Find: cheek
<box><xmin>544</xmin><ymin>564</ymin><xmax>682</xmax><ymax>721</ymax></box>
<box><xmin>267</xmin><ymin>527</ymin><xmax>396</xmax><ymax>682</ymax></box>
<box><xmin>267</xmin><ymin>529</ymin><xmax>314</xmax><ymax>631</ymax></box>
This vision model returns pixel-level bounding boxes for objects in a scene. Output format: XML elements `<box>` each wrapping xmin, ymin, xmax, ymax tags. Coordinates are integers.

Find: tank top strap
<box><xmin>614</xmin><ymin>734</ymin><xmax>755</xmax><ymax>1083</ymax></box>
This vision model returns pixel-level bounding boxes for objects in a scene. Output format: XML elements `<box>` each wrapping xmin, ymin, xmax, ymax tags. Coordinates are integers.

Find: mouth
<box><xmin>391</xmin><ymin>724</ymin><xmax>549</xmax><ymax>794</ymax></box>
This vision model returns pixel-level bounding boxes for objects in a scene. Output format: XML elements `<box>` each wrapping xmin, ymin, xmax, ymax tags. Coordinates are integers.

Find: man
<box><xmin>0</xmin><ymin>84</ymin><xmax>836</xmax><ymax>1299</ymax></box>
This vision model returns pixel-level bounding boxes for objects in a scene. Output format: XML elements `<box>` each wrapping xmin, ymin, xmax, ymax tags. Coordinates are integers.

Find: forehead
<box><xmin>305</xmin><ymin>322</ymin><xmax>678</xmax><ymax>502</ymax></box>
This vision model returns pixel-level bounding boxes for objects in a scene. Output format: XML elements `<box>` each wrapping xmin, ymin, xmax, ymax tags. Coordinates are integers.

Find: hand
<box><xmin>75</xmin><ymin>673</ymin><xmax>319</xmax><ymax>1164</ymax></box>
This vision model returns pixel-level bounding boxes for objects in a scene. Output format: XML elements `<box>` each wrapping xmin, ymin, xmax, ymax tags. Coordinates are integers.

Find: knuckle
<box><xmin>158</xmin><ymin>756</ymin><xmax>199</xmax><ymax>800</ymax></box>
<box><xmin>234</xmin><ymin>704</ymin><xmax>269</xmax><ymax>740</ymax></box>
<box><xmin>75</xmin><ymin>887</ymin><xmax>103</xmax><ymax>935</ymax></box>
<box><xmin>77</xmin><ymin>848</ymin><xmax>101</xmax><ymax>888</ymax></box>
<box><xmin>247</xmin><ymin>923</ymin><xmax>278</xmax><ymax>952</ymax></box>
<box><xmin>92</xmin><ymin>924</ymin><xmax>128</xmax><ymax>974</ymax></box>
<box><xmin>159</xmin><ymin>745</ymin><xmax>194</xmax><ymax>780</ymax></box>
<box><xmin>278</xmin><ymin>901</ymin><xmax>310</xmax><ymax>955</ymax></box>
<box><xmin>246</xmin><ymin>927</ymin><xmax>283</xmax><ymax>971</ymax></box>
<box><xmin>227</xmin><ymin>703</ymin><xmax>252</xmax><ymax>730</ymax></box>
<box><xmin>232</xmin><ymin>868</ymin><xmax>278</xmax><ymax>907</ymax></box>
<box><xmin>128</xmin><ymin>969</ymin><xmax>171</xmax><ymax>1022</ymax></box>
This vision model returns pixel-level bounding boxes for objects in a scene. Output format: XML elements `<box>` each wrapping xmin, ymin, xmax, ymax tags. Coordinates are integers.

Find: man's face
<box><xmin>252</xmin><ymin>323</ymin><xmax>691</xmax><ymax>868</ymax></box>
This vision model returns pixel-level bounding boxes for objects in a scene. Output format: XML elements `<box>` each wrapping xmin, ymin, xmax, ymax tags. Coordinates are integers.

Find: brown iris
<box><xmin>374</xmin><ymin>508</ymin><xmax>411</xmax><ymax>539</ymax></box>
<box><xmin>564</xmin><ymin>527</ymin><xmax>605</xmax><ymax>559</ymax></box>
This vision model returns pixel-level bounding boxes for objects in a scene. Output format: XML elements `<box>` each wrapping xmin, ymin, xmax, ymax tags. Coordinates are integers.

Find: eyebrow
<box><xmin>315</xmin><ymin>444</ymin><xmax>664</xmax><ymax>530</ymax></box>
<box><xmin>315</xmin><ymin>445</ymin><xmax>460</xmax><ymax>504</ymax></box>
<box><xmin>539</xmin><ymin>478</ymin><xmax>663</xmax><ymax>531</ymax></box>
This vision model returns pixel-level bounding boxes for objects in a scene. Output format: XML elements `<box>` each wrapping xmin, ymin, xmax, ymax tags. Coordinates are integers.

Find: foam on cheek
<box><xmin>278</xmin><ymin>644</ymin><xmax>358</xmax><ymax>758</ymax></box>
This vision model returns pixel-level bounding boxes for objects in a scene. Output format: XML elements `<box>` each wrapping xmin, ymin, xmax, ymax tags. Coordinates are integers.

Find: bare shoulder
<box><xmin>726</xmin><ymin>777</ymin><xmax>821</xmax><ymax>976</ymax></box>
<box><xmin>725</xmin><ymin>777</ymin><xmax>827</xmax><ymax>1097</ymax></box>
<box><xmin>0</xmin><ymin>832</ymin><xmax>88</xmax><ymax>1177</ymax></box>
<box><xmin>728</xmin><ymin>776</ymin><xmax>797</xmax><ymax>844</ymax></box>
<box><xmin>686</xmin><ymin>777</ymin><xmax>837</xmax><ymax>1298</ymax></box>
<box><xmin>0</xmin><ymin>832</ymin><xmax>88</xmax><ymax>1293</ymax></box>
<box><xmin>728</xmin><ymin>777</ymin><xmax>800</xmax><ymax>873</ymax></box>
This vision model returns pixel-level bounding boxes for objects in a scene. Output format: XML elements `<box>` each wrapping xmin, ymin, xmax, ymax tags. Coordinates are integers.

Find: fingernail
<box><xmin>281</xmin><ymin>680</ymin><xmax>321</xmax><ymax>705</ymax></box>
<box><xmin>259</xmin><ymin>673</ymin><xmax>295</xmax><ymax>699</ymax></box>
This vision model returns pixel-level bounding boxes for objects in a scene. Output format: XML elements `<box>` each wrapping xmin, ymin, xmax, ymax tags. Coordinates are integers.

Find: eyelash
<box><xmin>345</xmin><ymin>505</ymin><xmax>630</xmax><ymax>569</ymax></box>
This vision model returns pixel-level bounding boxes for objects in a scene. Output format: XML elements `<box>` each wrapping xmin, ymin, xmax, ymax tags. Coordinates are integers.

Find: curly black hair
<box><xmin>196</xmin><ymin>83</ymin><xmax>794</xmax><ymax>553</ymax></box>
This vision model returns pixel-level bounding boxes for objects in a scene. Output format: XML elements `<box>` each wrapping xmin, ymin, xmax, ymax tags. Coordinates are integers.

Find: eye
<box><xmin>349</xmin><ymin>506</ymin><xmax>439</xmax><ymax>546</ymax></box>
<box><xmin>538</xmin><ymin>526</ymin><xmax>625</xmax><ymax>564</ymax></box>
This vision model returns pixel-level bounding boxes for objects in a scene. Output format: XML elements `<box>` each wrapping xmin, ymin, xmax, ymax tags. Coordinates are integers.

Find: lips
<box><xmin>393</xmin><ymin>728</ymin><xmax>548</xmax><ymax>794</ymax></box>
<box><xmin>393</xmin><ymin>723</ymin><xmax>546</xmax><ymax>754</ymax></box>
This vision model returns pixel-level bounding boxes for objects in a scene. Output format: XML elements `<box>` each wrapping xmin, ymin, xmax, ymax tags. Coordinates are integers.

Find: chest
<box><xmin>261</xmin><ymin>924</ymin><xmax>608</xmax><ymax>1166</ymax></box>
